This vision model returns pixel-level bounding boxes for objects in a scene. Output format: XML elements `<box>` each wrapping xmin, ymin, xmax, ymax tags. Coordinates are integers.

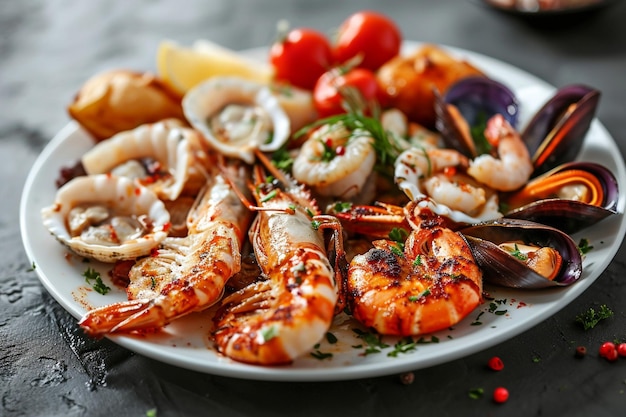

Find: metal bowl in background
<box><xmin>475</xmin><ymin>0</ymin><xmax>617</xmax><ymax>26</ymax></box>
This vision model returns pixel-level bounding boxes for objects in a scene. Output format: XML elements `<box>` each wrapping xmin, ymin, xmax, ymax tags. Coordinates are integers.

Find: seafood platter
<box><xmin>20</xmin><ymin>11</ymin><xmax>626</xmax><ymax>381</ymax></box>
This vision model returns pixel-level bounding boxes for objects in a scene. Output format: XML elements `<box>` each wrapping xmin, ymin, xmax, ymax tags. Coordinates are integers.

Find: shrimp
<box><xmin>467</xmin><ymin>113</ymin><xmax>533</xmax><ymax>191</ymax></box>
<box><xmin>347</xmin><ymin>201</ymin><xmax>483</xmax><ymax>336</ymax></box>
<box><xmin>292</xmin><ymin>121</ymin><xmax>376</xmax><ymax>199</ymax></box>
<box><xmin>394</xmin><ymin>146</ymin><xmax>502</xmax><ymax>224</ymax></box>
<box><xmin>78</xmin><ymin>160</ymin><xmax>253</xmax><ymax>336</ymax></box>
<box><xmin>213</xmin><ymin>152</ymin><xmax>344</xmax><ymax>365</ymax></box>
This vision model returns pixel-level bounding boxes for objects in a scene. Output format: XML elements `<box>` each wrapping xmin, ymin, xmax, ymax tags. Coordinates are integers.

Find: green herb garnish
<box><xmin>83</xmin><ymin>267</ymin><xmax>110</xmax><ymax>295</ymax></box>
<box><xmin>578</xmin><ymin>238</ymin><xmax>594</xmax><ymax>255</ymax></box>
<box><xmin>261</xmin><ymin>325</ymin><xmax>278</xmax><ymax>342</ymax></box>
<box><xmin>388</xmin><ymin>337</ymin><xmax>417</xmax><ymax>357</ymax></box>
<box><xmin>509</xmin><ymin>243</ymin><xmax>528</xmax><ymax>261</ymax></box>
<box><xmin>352</xmin><ymin>328</ymin><xmax>389</xmax><ymax>355</ymax></box>
<box><xmin>575</xmin><ymin>304</ymin><xmax>614</xmax><ymax>330</ymax></box>
<box><xmin>470</xmin><ymin>111</ymin><xmax>492</xmax><ymax>156</ymax></box>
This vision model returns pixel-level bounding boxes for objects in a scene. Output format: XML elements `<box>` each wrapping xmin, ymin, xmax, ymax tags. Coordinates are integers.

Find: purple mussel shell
<box><xmin>522</xmin><ymin>84</ymin><xmax>600</xmax><ymax>176</ymax></box>
<box><xmin>503</xmin><ymin>161</ymin><xmax>618</xmax><ymax>234</ymax></box>
<box><xmin>460</xmin><ymin>218</ymin><xmax>583</xmax><ymax>289</ymax></box>
<box><xmin>435</xmin><ymin>76</ymin><xmax>520</xmax><ymax>158</ymax></box>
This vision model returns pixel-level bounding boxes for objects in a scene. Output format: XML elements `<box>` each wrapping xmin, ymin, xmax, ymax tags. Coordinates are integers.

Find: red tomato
<box><xmin>270</xmin><ymin>28</ymin><xmax>333</xmax><ymax>90</ymax></box>
<box><xmin>313</xmin><ymin>67</ymin><xmax>387</xmax><ymax>117</ymax></box>
<box><xmin>335</xmin><ymin>11</ymin><xmax>402</xmax><ymax>72</ymax></box>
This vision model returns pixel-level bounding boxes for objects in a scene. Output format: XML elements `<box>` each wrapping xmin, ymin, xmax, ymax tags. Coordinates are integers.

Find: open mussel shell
<box><xmin>522</xmin><ymin>84</ymin><xmax>600</xmax><ymax>176</ymax></box>
<box><xmin>502</xmin><ymin>161</ymin><xmax>618</xmax><ymax>234</ymax></box>
<box><xmin>460</xmin><ymin>218</ymin><xmax>583</xmax><ymax>289</ymax></box>
<box><xmin>435</xmin><ymin>76</ymin><xmax>519</xmax><ymax>158</ymax></box>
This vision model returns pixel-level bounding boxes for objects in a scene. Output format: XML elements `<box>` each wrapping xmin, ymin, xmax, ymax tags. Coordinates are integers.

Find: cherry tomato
<box><xmin>313</xmin><ymin>67</ymin><xmax>387</xmax><ymax>118</ymax></box>
<box><xmin>270</xmin><ymin>28</ymin><xmax>333</xmax><ymax>90</ymax></box>
<box><xmin>334</xmin><ymin>11</ymin><xmax>402</xmax><ymax>71</ymax></box>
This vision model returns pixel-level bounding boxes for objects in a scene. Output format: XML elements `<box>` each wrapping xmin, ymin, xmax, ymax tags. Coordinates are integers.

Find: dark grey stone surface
<box><xmin>2</xmin><ymin>1</ymin><xmax>625</xmax><ymax>416</ymax></box>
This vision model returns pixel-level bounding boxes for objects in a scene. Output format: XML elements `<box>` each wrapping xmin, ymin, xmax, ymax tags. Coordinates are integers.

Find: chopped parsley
<box><xmin>408</xmin><ymin>288</ymin><xmax>431</xmax><ymax>302</ymax></box>
<box><xmin>388</xmin><ymin>337</ymin><xmax>417</xmax><ymax>357</ymax></box>
<box><xmin>310</xmin><ymin>348</ymin><xmax>333</xmax><ymax>360</ymax></box>
<box><xmin>488</xmin><ymin>301</ymin><xmax>508</xmax><ymax>316</ymax></box>
<box><xmin>261</xmin><ymin>325</ymin><xmax>278</xmax><ymax>342</ymax></box>
<box><xmin>412</xmin><ymin>255</ymin><xmax>422</xmax><ymax>267</ymax></box>
<box><xmin>469</xmin><ymin>387</ymin><xmax>484</xmax><ymax>400</ymax></box>
<box><xmin>575</xmin><ymin>304</ymin><xmax>614</xmax><ymax>330</ymax></box>
<box><xmin>352</xmin><ymin>328</ymin><xmax>389</xmax><ymax>355</ymax></box>
<box><xmin>318</xmin><ymin>138</ymin><xmax>337</xmax><ymax>162</ymax></box>
<box><xmin>332</xmin><ymin>201</ymin><xmax>353</xmax><ymax>213</ymax></box>
<box><xmin>508</xmin><ymin>243</ymin><xmax>528</xmax><ymax>261</ymax></box>
<box><xmin>390</xmin><ymin>244</ymin><xmax>404</xmax><ymax>257</ymax></box>
<box><xmin>470</xmin><ymin>111</ymin><xmax>491</xmax><ymax>156</ymax></box>
<box><xmin>146</xmin><ymin>409</ymin><xmax>157</xmax><ymax>417</ymax></box>
<box><xmin>271</xmin><ymin>146</ymin><xmax>294</xmax><ymax>172</ymax></box>
<box><xmin>578</xmin><ymin>238</ymin><xmax>594</xmax><ymax>255</ymax></box>
<box><xmin>326</xmin><ymin>332</ymin><xmax>338</xmax><ymax>344</ymax></box>
<box><xmin>83</xmin><ymin>267</ymin><xmax>110</xmax><ymax>295</ymax></box>
<box><xmin>260</xmin><ymin>189</ymin><xmax>278</xmax><ymax>203</ymax></box>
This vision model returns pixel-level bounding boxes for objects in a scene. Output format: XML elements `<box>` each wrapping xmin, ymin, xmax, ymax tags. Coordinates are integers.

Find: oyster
<box><xmin>41</xmin><ymin>175</ymin><xmax>170</xmax><ymax>263</ymax></box>
<box><xmin>460</xmin><ymin>218</ymin><xmax>583</xmax><ymax>289</ymax></box>
<box><xmin>182</xmin><ymin>76</ymin><xmax>290</xmax><ymax>164</ymax></box>
<box><xmin>81</xmin><ymin>119</ymin><xmax>203</xmax><ymax>201</ymax></box>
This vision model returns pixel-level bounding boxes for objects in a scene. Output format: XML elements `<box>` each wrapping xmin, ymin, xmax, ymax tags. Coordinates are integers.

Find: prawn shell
<box><xmin>522</xmin><ymin>84</ymin><xmax>600</xmax><ymax>176</ymax></box>
<box><xmin>435</xmin><ymin>76</ymin><xmax>520</xmax><ymax>158</ymax></box>
<box><xmin>182</xmin><ymin>76</ymin><xmax>290</xmax><ymax>164</ymax></box>
<box><xmin>460</xmin><ymin>218</ymin><xmax>582</xmax><ymax>289</ymax></box>
<box><xmin>41</xmin><ymin>174</ymin><xmax>170</xmax><ymax>263</ymax></box>
<box><xmin>503</xmin><ymin>161</ymin><xmax>619</xmax><ymax>234</ymax></box>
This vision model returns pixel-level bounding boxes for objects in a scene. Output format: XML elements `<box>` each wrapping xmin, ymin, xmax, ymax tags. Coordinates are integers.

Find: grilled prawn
<box><xmin>347</xmin><ymin>200</ymin><xmax>483</xmax><ymax>336</ymax></box>
<box><xmin>78</xmin><ymin>161</ymin><xmax>253</xmax><ymax>336</ymax></box>
<box><xmin>213</xmin><ymin>152</ymin><xmax>345</xmax><ymax>365</ymax></box>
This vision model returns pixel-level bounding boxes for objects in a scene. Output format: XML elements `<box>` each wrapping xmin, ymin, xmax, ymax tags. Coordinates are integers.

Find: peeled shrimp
<box><xmin>213</xmin><ymin>155</ymin><xmax>343</xmax><ymax>365</ymax></box>
<box><xmin>467</xmin><ymin>114</ymin><xmax>533</xmax><ymax>191</ymax></box>
<box><xmin>347</xmin><ymin>202</ymin><xmax>483</xmax><ymax>336</ymax></box>
<box><xmin>292</xmin><ymin>122</ymin><xmax>376</xmax><ymax>199</ymax></box>
<box><xmin>395</xmin><ymin>147</ymin><xmax>502</xmax><ymax>224</ymax></box>
<box><xmin>78</xmin><ymin>161</ymin><xmax>253</xmax><ymax>336</ymax></box>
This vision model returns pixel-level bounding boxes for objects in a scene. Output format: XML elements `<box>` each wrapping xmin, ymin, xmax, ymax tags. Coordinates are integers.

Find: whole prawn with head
<box><xmin>213</xmin><ymin>152</ymin><xmax>345</xmax><ymax>365</ymax></box>
<box><xmin>79</xmin><ymin>160</ymin><xmax>253</xmax><ymax>336</ymax></box>
<box><xmin>347</xmin><ymin>201</ymin><xmax>483</xmax><ymax>336</ymax></box>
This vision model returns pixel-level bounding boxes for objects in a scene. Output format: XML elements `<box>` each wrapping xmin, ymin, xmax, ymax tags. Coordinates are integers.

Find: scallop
<box><xmin>41</xmin><ymin>174</ymin><xmax>171</xmax><ymax>263</ymax></box>
<box><xmin>81</xmin><ymin>118</ymin><xmax>201</xmax><ymax>201</ymax></box>
<box><xmin>182</xmin><ymin>76</ymin><xmax>291</xmax><ymax>164</ymax></box>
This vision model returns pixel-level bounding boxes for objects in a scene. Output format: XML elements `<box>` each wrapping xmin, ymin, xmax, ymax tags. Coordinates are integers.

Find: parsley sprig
<box><xmin>83</xmin><ymin>267</ymin><xmax>111</xmax><ymax>295</ymax></box>
<box><xmin>575</xmin><ymin>304</ymin><xmax>613</xmax><ymax>330</ymax></box>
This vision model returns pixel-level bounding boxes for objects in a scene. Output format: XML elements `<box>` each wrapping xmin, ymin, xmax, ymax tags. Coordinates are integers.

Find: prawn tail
<box><xmin>78</xmin><ymin>299</ymin><xmax>166</xmax><ymax>336</ymax></box>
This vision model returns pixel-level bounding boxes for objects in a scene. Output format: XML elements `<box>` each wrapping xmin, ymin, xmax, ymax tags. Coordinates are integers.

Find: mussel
<box><xmin>436</xmin><ymin>78</ymin><xmax>600</xmax><ymax>176</ymax></box>
<box><xmin>460</xmin><ymin>218</ymin><xmax>583</xmax><ymax>289</ymax></box>
<box><xmin>502</xmin><ymin>161</ymin><xmax>619</xmax><ymax>234</ymax></box>
<box><xmin>522</xmin><ymin>84</ymin><xmax>600</xmax><ymax>176</ymax></box>
<box><xmin>435</xmin><ymin>76</ymin><xmax>520</xmax><ymax>158</ymax></box>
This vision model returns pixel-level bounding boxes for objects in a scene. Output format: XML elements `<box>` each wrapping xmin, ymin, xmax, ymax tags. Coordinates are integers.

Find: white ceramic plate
<box><xmin>20</xmin><ymin>42</ymin><xmax>626</xmax><ymax>381</ymax></box>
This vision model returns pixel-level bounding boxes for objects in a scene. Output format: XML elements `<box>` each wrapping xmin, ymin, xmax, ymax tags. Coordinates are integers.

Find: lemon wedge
<box><xmin>156</xmin><ymin>40</ymin><xmax>274</xmax><ymax>94</ymax></box>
